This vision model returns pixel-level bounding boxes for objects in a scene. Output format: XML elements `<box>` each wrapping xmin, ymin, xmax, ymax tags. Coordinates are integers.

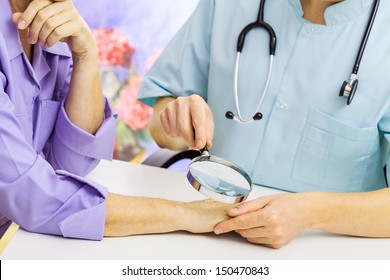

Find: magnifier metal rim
<box><xmin>186</xmin><ymin>155</ymin><xmax>252</xmax><ymax>203</ymax></box>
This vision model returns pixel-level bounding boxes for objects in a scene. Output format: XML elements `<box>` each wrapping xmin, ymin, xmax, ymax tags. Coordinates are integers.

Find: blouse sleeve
<box><xmin>0</xmin><ymin>72</ymin><xmax>108</xmax><ymax>240</ymax></box>
<box><xmin>44</xmin><ymin>62</ymin><xmax>117</xmax><ymax>177</ymax></box>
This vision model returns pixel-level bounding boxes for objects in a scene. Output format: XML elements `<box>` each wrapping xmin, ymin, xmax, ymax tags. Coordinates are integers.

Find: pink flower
<box><xmin>93</xmin><ymin>28</ymin><xmax>134</xmax><ymax>67</ymax></box>
<box><xmin>115</xmin><ymin>76</ymin><xmax>152</xmax><ymax>130</ymax></box>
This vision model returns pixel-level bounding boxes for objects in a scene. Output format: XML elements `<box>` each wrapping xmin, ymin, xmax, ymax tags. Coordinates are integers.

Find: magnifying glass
<box><xmin>186</xmin><ymin>148</ymin><xmax>252</xmax><ymax>203</ymax></box>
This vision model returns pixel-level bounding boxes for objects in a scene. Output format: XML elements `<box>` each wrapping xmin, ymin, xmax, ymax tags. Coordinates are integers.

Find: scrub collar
<box><xmin>288</xmin><ymin>0</ymin><xmax>374</xmax><ymax>26</ymax></box>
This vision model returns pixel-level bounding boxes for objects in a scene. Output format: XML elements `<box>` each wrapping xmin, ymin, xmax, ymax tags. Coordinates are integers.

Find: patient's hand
<box><xmin>180</xmin><ymin>199</ymin><xmax>236</xmax><ymax>234</ymax></box>
<box><xmin>12</xmin><ymin>0</ymin><xmax>97</xmax><ymax>59</ymax></box>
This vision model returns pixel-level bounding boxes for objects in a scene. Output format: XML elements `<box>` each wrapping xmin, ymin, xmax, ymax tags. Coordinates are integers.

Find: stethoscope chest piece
<box><xmin>339</xmin><ymin>77</ymin><xmax>359</xmax><ymax>105</ymax></box>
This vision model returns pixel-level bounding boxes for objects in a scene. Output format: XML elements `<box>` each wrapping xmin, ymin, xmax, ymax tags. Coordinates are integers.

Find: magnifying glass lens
<box><xmin>187</xmin><ymin>158</ymin><xmax>252</xmax><ymax>203</ymax></box>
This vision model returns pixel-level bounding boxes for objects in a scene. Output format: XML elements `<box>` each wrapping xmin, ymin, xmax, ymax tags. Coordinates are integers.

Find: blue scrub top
<box><xmin>139</xmin><ymin>0</ymin><xmax>390</xmax><ymax>193</ymax></box>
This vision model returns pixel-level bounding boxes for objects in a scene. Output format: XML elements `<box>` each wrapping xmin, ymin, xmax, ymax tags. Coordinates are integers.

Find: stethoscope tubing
<box><xmin>233</xmin><ymin>52</ymin><xmax>274</xmax><ymax>124</ymax></box>
<box><xmin>352</xmin><ymin>0</ymin><xmax>380</xmax><ymax>75</ymax></box>
<box><xmin>227</xmin><ymin>0</ymin><xmax>381</xmax><ymax>119</ymax></box>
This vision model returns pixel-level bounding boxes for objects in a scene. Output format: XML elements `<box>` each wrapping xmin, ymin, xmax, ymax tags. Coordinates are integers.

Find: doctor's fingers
<box><xmin>205</xmin><ymin>106</ymin><xmax>214</xmax><ymax>148</ymax></box>
<box><xmin>237</xmin><ymin>228</ymin><xmax>293</xmax><ymax>249</ymax></box>
<box><xmin>247</xmin><ymin>237</ymin><xmax>286</xmax><ymax>249</ymax></box>
<box><xmin>190</xmin><ymin>99</ymin><xmax>212</xmax><ymax>149</ymax></box>
<box><xmin>214</xmin><ymin>210</ymin><xmax>267</xmax><ymax>234</ymax></box>
<box><xmin>178</xmin><ymin>108</ymin><xmax>197</xmax><ymax>149</ymax></box>
<box><xmin>160</xmin><ymin>95</ymin><xmax>211</xmax><ymax>149</ymax></box>
<box><xmin>160</xmin><ymin>99</ymin><xmax>196</xmax><ymax>147</ymax></box>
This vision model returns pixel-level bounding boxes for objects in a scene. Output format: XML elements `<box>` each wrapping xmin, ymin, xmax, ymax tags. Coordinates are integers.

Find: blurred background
<box><xmin>74</xmin><ymin>0</ymin><xmax>199</xmax><ymax>163</ymax></box>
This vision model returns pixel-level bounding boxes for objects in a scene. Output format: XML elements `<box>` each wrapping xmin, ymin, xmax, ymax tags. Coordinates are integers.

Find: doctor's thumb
<box><xmin>227</xmin><ymin>207</ymin><xmax>245</xmax><ymax>217</ymax></box>
<box><xmin>227</xmin><ymin>200</ymin><xmax>261</xmax><ymax>216</ymax></box>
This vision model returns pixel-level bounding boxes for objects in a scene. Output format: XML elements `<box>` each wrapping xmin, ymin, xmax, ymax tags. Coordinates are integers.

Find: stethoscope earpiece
<box><xmin>225</xmin><ymin>111</ymin><xmax>235</xmax><ymax>120</ymax></box>
<box><xmin>253</xmin><ymin>112</ymin><xmax>263</xmax><ymax>120</ymax></box>
<box><xmin>225</xmin><ymin>111</ymin><xmax>263</xmax><ymax>122</ymax></box>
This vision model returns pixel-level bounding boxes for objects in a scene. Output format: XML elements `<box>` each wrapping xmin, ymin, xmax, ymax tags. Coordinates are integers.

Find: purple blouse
<box><xmin>0</xmin><ymin>3</ymin><xmax>117</xmax><ymax>240</ymax></box>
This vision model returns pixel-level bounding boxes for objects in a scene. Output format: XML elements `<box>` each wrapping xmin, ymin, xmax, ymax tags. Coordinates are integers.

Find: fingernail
<box><xmin>196</xmin><ymin>140</ymin><xmax>203</xmax><ymax>148</ymax></box>
<box><xmin>230</xmin><ymin>208</ymin><xmax>239</xmax><ymax>213</ymax></box>
<box><xmin>17</xmin><ymin>20</ymin><xmax>26</xmax><ymax>29</ymax></box>
<box><xmin>214</xmin><ymin>229</ymin><xmax>223</xmax><ymax>235</ymax></box>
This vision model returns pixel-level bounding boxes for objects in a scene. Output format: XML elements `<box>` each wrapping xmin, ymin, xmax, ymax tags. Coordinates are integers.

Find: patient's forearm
<box><xmin>104</xmin><ymin>193</ymin><xmax>231</xmax><ymax>236</ymax></box>
<box><xmin>104</xmin><ymin>193</ymin><xmax>184</xmax><ymax>236</ymax></box>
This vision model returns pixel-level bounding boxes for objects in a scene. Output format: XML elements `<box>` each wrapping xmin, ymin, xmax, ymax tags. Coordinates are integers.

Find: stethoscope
<box><xmin>226</xmin><ymin>0</ymin><xmax>380</xmax><ymax>125</ymax></box>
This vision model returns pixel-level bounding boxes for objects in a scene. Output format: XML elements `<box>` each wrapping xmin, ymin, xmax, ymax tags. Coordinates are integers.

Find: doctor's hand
<box><xmin>158</xmin><ymin>95</ymin><xmax>215</xmax><ymax>150</ymax></box>
<box><xmin>12</xmin><ymin>0</ymin><xmax>97</xmax><ymax>60</ymax></box>
<box><xmin>214</xmin><ymin>193</ymin><xmax>318</xmax><ymax>249</ymax></box>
